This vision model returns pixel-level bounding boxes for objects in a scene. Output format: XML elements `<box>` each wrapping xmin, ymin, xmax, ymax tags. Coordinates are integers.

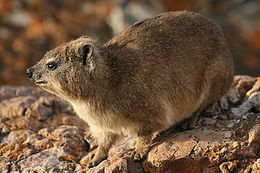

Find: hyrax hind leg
<box><xmin>133</xmin><ymin>131</ymin><xmax>153</xmax><ymax>161</ymax></box>
<box><xmin>88</xmin><ymin>132</ymin><xmax>118</xmax><ymax>168</ymax></box>
<box><xmin>181</xmin><ymin>108</ymin><xmax>203</xmax><ymax>130</ymax></box>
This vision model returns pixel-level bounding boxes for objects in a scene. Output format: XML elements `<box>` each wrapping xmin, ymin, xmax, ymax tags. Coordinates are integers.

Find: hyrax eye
<box><xmin>46</xmin><ymin>62</ymin><xmax>58</xmax><ymax>70</ymax></box>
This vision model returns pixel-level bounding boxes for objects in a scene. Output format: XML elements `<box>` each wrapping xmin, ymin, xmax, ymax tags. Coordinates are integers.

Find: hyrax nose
<box><xmin>26</xmin><ymin>68</ymin><xmax>33</xmax><ymax>78</ymax></box>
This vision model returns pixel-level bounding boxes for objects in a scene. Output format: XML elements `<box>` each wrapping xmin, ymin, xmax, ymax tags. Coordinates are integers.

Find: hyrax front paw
<box><xmin>132</xmin><ymin>148</ymin><xmax>149</xmax><ymax>161</ymax></box>
<box><xmin>88</xmin><ymin>156</ymin><xmax>107</xmax><ymax>168</ymax></box>
<box><xmin>132</xmin><ymin>134</ymin><xmax>152</xmax><ymax>161</ymax></box>
<box><xmin>87</xmin><ymin>146</ymin><xmax>108</xmax><ymax>168</ymax></box>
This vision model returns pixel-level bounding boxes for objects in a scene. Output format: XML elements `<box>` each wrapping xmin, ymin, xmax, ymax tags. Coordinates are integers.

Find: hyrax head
<box><xmin>26</xmin><ymin>37</ymin><xmax>98</xmax><ymax>100</ymax></box>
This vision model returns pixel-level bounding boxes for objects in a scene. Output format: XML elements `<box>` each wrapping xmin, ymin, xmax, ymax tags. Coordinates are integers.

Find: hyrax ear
<box><xmin>78</xmin><ymin>43</ymin><xmax>95</xmax><ymax>70</ymax></box>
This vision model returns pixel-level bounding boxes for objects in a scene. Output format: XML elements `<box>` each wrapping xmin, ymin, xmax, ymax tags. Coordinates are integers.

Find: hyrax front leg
<box><xmin>88</xmin><ymin>132</ymin><xmax>118</xmax><ymax>168</ymax></box>
<box><xmin>133</xmin><ymin>132</ymin><xmax>153</xmax><ymax>161</ymax></box>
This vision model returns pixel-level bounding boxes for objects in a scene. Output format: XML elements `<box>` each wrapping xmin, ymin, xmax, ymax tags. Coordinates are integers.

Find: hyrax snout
<box><xmin>27</xmin><ymin>11</ymin><xmax>234</xmax><ymax>167</ymax></box>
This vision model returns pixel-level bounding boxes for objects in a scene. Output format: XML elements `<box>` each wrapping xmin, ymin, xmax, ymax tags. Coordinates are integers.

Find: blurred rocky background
<box><xmin>0</xmin><ymin>0</ymin><xmax>259</xmax><ymax>85</ymax></box>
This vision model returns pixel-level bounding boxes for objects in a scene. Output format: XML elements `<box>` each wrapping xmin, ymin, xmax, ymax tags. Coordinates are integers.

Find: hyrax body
<box><xmin>27</xmin><ymin>11</ymin><xmax>234</xmax><ymax>167</ymax></box>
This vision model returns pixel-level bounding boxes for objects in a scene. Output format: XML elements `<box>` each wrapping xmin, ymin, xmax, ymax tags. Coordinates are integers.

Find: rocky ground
<box><xmin>0</xmin><ymin>75</ymin><xmax>259</xmax><ymax>173</ymax></box>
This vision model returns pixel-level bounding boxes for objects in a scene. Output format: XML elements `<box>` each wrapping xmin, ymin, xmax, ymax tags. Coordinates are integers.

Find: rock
<box><xmin>245</xmin><ymin>78</ymin><xmax>260</xmax><ymax>98</ymax></box>
<box><xmin>246</xmin><ymin>124</ymin><xmax>260</xmax><ymax>157</ymax></box>
<box><xmin>38</xmin><ymin>125</ymin><xmax>89</xmax><ymax>154</ymax></box>
<box><xmin>146</xmin><ymin>131</ymin><xmax>198</xmax><ymax>167</ymax></box>
<box><xmin>158</xmin><ymin>158</ymin><xmax>202</xmax><ymax>173</ymax></box>
<box><xmin>219</xmin><ymin>161</ymin><xmax>237</xmax><ymax>173</ymax></box>
<box><xmin>0</xmin><ymin>86</ymin><xmax>49</xmax><ymax>102</ymax></box>
<box><xmin>17</xmin><ymin>147</ymin><xmax>82</xmax><ymax>172</ymax></box>
<box><xmin>226</xmin><ymin>87</ymin><xmax>241</xmax><ymax>105</ymax></box>
<box><xmin>197</xmin><ymin>117</ymin><xmax>217</xmax><ymax>127</ymax></box>
<box><xmin>0</xmin><ymin>123</ymin><xmax>10</xmax><ymax>135</ymax></box>
<box><xmin>252</xmin><ymin>158</ymin><xmax>260</xmax><ymax>173</ymax></box>
<box><xmin>25</xmin><ymin>96</ymin><xmax>74</xmax><ymax>120</ymax></box>
<box><xmin>219</xmin><ymin>96</ymin><xmax>229</xmax><ymax>111</ymax></box>
<box><xmin>2</xmin><ymin>129</ymin><xmax>35</xmax><ymax>144</ymax></box>
<box><xmin>25</xmin><ymin>96</ymin><xmax>57</xmax><ymax>120</ymax></box>
<box><xmin>0</xmin><ymin>96</ymin><xmax>36</xmax><ymax>117</ymax></box>
<box><xmin>4</xmin><ymin>116</ymin><xmax>44</xmax><ymax>131</ymax></box>
<box><xmin>231</xmin><ymin>92</ymin><xmax>260</xmax><ymax>118</ymax></box>
<box><xmin>0</xmin><ymin>77</ymin><xmax>260</xmax><ymax>172</ymax></box>
<box><xmin>248</xmin><ymin>124</ymin><xmax>260</xmax><ymax>144</ymax></box>
<box><xmin>226</xmin><ymin>75</ymin><xmax>256</xmax><ymax>105</ymax></box>
<box><xmin>104</xmin><ymin>157</ymin><xmax>143</xmax><ymax>173</ymax></box>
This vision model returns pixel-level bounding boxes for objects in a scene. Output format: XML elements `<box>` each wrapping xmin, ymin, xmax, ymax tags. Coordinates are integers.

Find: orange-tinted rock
<box><xmin>159</xmin><ymin>158</ymin><xmax>202</xmax><ymax>173</ymax></box>
<box><xmin>104</xmin><ymin>157</ymin><xmax>143</xmax><ymax>173</ymax></box>
<box><xmin>38</xmin><ymin>125</ymin><xmax>89</xmax><ymax>153</ymax></box>
<box><xmin>252</xmin><ymin>158</ymin><xmax>260</xmax><ymax>173</ymax></box>
<box><xmin>219</xmin><ymin>161</ymin><xmax>237</xmax><ymax>173</ymax></box>
<box><xmin>146</xmin><ymin>132</ymin><xmax>197</xmax><ymax>167</ymax></box>
<box><xmin>4</xmin><ymin>116</ymin><xmax>44</xmax><ymax>131</ymax></box>
<box><xmin>248</xmin><ymin>124</ymin><xmax>260</xmax><ymax>144</ymax></box>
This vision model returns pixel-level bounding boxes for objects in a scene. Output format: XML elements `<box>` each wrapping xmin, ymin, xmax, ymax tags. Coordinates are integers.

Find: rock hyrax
<box><xmin>27</xmin><ymin>11</ymin><xmax>234</xmax><ymax>167</ymax></box>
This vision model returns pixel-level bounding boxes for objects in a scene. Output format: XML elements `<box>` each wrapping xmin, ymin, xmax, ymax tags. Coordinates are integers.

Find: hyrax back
<box><xmin>27</xmin><ymin>11</ymin><xmax>234</xmax><ymax>167</ymax></box>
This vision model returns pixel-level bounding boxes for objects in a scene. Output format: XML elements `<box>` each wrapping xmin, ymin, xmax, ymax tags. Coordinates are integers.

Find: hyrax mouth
<box><xmin>35</xmin><ymin>80</ymin><xmax>47</xmax><ymax>85</ymax></box>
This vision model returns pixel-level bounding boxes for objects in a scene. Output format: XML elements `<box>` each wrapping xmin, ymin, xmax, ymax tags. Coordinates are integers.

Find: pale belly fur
<box><xmin>70</xmin><ymin>100</ymin><xmax>139</xmax><ymax>136</ymax></box>
<box><xmin>70</xmin><ymin>90</ymin><xmax>206</xmax><ymax>136</ymax></box>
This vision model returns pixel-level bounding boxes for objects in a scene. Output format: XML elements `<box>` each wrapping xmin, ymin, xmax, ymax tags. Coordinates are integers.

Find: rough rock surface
<box><xmin>0</xmin><ymin>76</ymin><xmax>259</xmax><ymax>173</ymax></box>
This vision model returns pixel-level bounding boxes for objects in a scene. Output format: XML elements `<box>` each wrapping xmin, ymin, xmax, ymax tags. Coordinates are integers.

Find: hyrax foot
<box><xmin>133</xmin><ymin>146</ymin><xmax>150</xmax><ymax>161</ymax></box>
<box><xmin>87</xmin><ymin>145</ymin><xmax>108</xmax><ymax>168</ymax></box>
<box><xmin>180</xmin><ymin>109</ymin><xmax>202</xmax><ymax>130</ymax></box>
<box><xmin>87</xmin><ymin>132</ymin><xmax>118</xmax><ymax>168</ymax></box>
<box><xmin>88</xmin><ymin>155</ymin><xmax>107</xmax><ymax>168</ymax></box>
<box><xmin>132</xmin><ymin>133</ymin><xmax>152</xmax><ymax>161</ymax></box>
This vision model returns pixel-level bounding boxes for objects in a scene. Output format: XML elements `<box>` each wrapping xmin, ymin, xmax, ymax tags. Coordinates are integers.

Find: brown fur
<box><xmin>27</xmin><ymin>11</ymin><xmax>234</xmax><ymax>167</ymax></box>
